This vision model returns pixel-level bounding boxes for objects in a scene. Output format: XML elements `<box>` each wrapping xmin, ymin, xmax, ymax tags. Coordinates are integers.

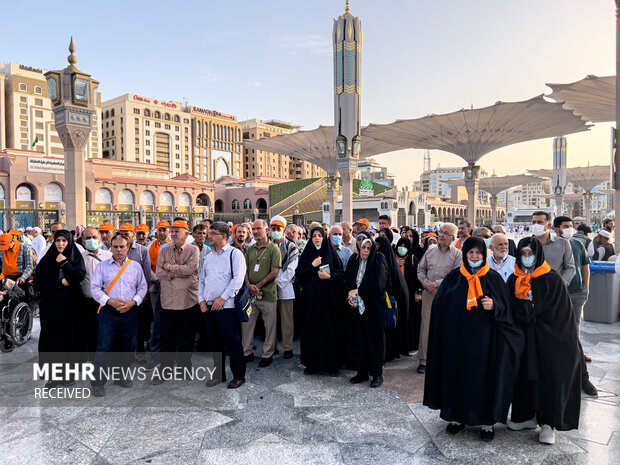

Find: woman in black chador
<box><xmin>395</xmin><ymin>236</ymin><xmax>423</xmax><ymax>353</ymax></box>
<box><xmin>345</xmin><ymin>237</ymin><xmax>389</xmax><ymax>388</ymax></box>
<box><xmin>34</xmin><ymin>229</ymin><xmax>86</xmax><ymax>385</ymax></box>
<box><xmin>423</xmin><ymin>237</ymin><xmax>524</xmax><ymax>442</ymax></box>
<box><xmin>376</xmin><ymin>235</ymin><xmax>409</xmax><ymax>361</ymax></box>
<box><xmin>296</xmin><ymin>226</ymin><xmax>345</xmax><ymax>375</ymax></box>
<box><xmin>506</xmin><ymin>236</ymin><xmax>582</xmax><ymax>445</ymax></box>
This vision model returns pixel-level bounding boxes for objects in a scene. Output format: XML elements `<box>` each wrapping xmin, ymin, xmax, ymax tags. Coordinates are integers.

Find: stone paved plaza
<box><xmin>1</xmin><ymin>318</ymin><xmax>619</xmax><ymax>465</ymax></box>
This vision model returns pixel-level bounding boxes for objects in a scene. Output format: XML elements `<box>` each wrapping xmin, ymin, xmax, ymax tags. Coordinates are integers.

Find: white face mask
<box><xmin>531</xmin><ymin>224</ymin><xmax>546</xmax><ymax>237</ymax></box>
<box><xmin>428</xmin><ymin>243</ymin><xmax>438</xmax><ymax>250</ymax></box>
<box><xmin>561</xmin><ymin>227</ymin><xmax>574</xmax><ymax>240</ymax></box>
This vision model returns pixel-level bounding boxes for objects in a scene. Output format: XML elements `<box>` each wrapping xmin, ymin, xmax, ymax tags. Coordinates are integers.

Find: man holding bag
<box><xmin>199</xmin><ymin>221</ymin><xmax>247</xmax><ymax>389</ymax></box>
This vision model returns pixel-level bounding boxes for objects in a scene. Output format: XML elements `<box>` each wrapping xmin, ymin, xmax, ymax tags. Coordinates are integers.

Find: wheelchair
<box><xmin>0</xmin><ymin>278</ymin><xmax>33</xmax><ymax>352</ymax></box>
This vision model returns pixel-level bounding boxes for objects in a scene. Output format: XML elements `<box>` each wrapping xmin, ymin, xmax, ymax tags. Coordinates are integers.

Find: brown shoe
<box><xmin>205</xmin><ymin>378</ymin><xmax>224</xmax><ymax>388</ymax></box>
<box><xmin>227</xmin><ymin>379</ymin><xmax>245</xmax><ymax>389</ymax></box>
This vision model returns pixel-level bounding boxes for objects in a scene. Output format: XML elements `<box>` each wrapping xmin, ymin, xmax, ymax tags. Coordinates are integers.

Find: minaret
<box><xmin>334</xmin><ymin>0</ymin><xmax>362</xmax><ymax>223</ymax></box>
<box><xmin>552</xmin><ymin>136</ymin><xmax>567</xmax><ymax>216</ymax></box>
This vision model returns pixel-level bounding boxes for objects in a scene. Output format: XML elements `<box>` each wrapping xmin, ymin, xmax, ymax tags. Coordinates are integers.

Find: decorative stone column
<box><xmin>490</xmin><ymin>195</ymin><xmax>498</xmax><ymax>226</ymax></box>
<box><xmin>463</xmin><ymin>163</ymin><xmax>480</xmax><ymax>226</ymax></box>
<box><xmin>338</xmin><ymin>159</ymin><xmax>358</xmax><ymax>223</ymax></box>
<box><xmin>584</xmin><ymin>192</ymin><xmax>593</xmax><ymax>227</ymax></box>
<box><xmin>45</xmin><ymin>38</ymin><xmax>98</xmax><ymax>228</ymax></box>
<box><xmin>325</xmin><ymin>175</ymin><xmax>338</xmax><ymax>225</ymax></box>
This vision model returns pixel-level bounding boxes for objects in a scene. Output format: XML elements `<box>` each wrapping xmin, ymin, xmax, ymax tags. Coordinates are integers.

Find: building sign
<box><xmin>19</xmin><ymin>64</ymin><xmax>43</xmax><ymax>74</ymax></box>
<box><xmin>191</xmin><ymin>106</ymin><xmax>236</xmax><ymax>121</ymax></box>
<box><xmin>44</xmin><ymin>202</ymin><xmax>60</xmax><ymax>210</ymax></box>
<box><xmin>132</xmin><ymin>94</ymin><xmax>178</xmax><ymax>109</ymax></box>
<box><xmin>94</xmin><ymin>203</ymin><xmax>112</xmax><ymax>211</ymax></box>
<box><xmin>159</xmin><ymin>205</ymin><xmax>173</xmax><ymax>213</ymax></box>
<box><xmin>178</xmin><ymin>206</ymin><xmax>190</xmax><ymax>213</ymax></box>
<box><xmin>359</xmin><ymin>180</ymin><xmax>375</xmax><ymax>196</ymax></box>
<box><xmin>16</xmin><ymin>200</ymin><xmax>35</xmax><ymax>209</ymax></box>
<box><xmin>28</xmin><ymin>157</ymin><xmax>65</xmax><ymax>174</ymax></box>
<box><xmin>87</xmin><ymin>216</ymin><xmax>104</xmax><ymax>228</ymax></box>
<box><xmin>118</xmin><ymin>204</ymin><xmax>133</xmax><ymax>212</ymax></box>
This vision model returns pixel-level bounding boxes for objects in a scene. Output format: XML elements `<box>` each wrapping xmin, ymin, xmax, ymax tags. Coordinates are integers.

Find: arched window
<box><xmin>216</xmin><ymin>158</ymin><xmax>229</xmax><ymax>178</ymax></box>
<box><xmin>214</xmin><ymin>199</ymin><xmax>223</xmax><ymax>213</ymax></box>
<box><xmin>95</xmin><ymin>188</ymin><xmax>112</xmax><ymax>204</ymax></box>
<box><xmin>174</xmin><ymin>115</ymin><xmax>180</xmax><ymax>123</ymax></box>
<box><xmin>243</xmin><ymin>198</ymin><xmax>252</xmax><ymax>209</ymax></box>
<box><xmin>144</xmin><ymin>109</ymin><xmax>151</xmax><ymax>117</ymax></box>
<box><xmin>16</xmin><ymin>184</ymin><xmax>34</xmax><ymax>201</ymax></box>
<box><xmin>118</xmin><ymin>189</ymin><xmax>134</xmax><ymax>207</ymax></box>
<box><xmin>44</xmin><ymin>183</ymin><xmax>63</xmax><ymax>202</ymax></box>
<box><xmin>256</xmin><ymin>198</ymin><xmax>267</xmax><ymax>213</ymax></box>
<box><xmin>164</xmin><ymin>113</ymin><xmax>171</xmax><ymax>121</ymax></box>
<box><xmin>179</xmin><ymin>193</ymin><xmax>191</xmax><ymax>207</ymax></box>
<box><xmin>0</xmin><ymin>184</ymin><xmax>5</xmax><ymax>200</ymax></box>
<box><xmin>196</xmin><ymin>193</ymin><xmax>210</xmax><ymax>206</ymax></box>
<box><xmin>154</xmin><ymin>111</ymin><xmax>161</xmax><ymax>119</ymax></box>
<box><xmin>140</xmin><ymin>190</ymin><xmax>154</xmax><ymax>207</ymax></box>
<box><xmin>232</xmin><ymin>199</ymin><xmax>240</xmax><ymax>210</ymax></box>
<box><xmin>160</xmin><ymin>191</ymin><xmax>173</xmax><ymax>207</ymax></box>
<box><xmin>110</xmin><ymin>109</ymin><xmax>115</xmax><ymax>117</ymax></box>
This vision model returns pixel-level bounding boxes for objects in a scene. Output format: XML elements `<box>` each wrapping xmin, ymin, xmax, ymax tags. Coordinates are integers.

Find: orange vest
<box><xmin>1</xmin><ymin>240</ymin><xmax>21</xmax><ymax>279</ymax></box>
<box><xmin>148</xmin><ymin>238</ymin><xmax>171</xmax><ymax>272</ymax></box>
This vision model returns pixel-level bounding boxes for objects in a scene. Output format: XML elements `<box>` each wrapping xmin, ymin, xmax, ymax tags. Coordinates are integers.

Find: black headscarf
<box><xmin>297</xmin><ymin>226</ymin><xmax>341</xmax><ymax>273</ymax></box>
<box><xmin>515</xmin><ymin>236</ymin><xmax>546</xmax><ymax>271</ymax></box>
<box><xmin>380</xmin><ymin>228</ymin><xmax>393</xmax><ymax>245</ymax></box>
<box><xmin>409</xmin><ymin>230</ymin><xmax>424</xmax><ymax>260</ymax></box>
<box><xmin>346</xmin><ymin>237</ymin><xmax>382</xmax><ymax>289</ymax></box>
<box><xmin>36</xmin><ymin>229</ymin><xmax>86</xmax><ymax>282</ymax></box>
<box><xmin>376</xmin><ymin>236</ymin><xmax>398</xmax><ymax>272</ymax></box>
<box><xmin>462</xmin><ymin>237</ymin><xmax>487</xmax><ymax>274</ymax></box>
<box><xmin>396</xmin><ymin>236</ymin><xmax>412</xmax><ymax>258</ymax></box>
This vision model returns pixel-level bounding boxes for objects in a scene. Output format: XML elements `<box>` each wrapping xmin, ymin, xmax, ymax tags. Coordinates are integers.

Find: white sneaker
<box><xmin>507</xmin><ymin>416</ymin><xmax>538</xmax><ymax>431</ymax></box>
<box><xmin>539</xmin><ymin>425</ymin><xmax>555</xmax><ymax>444</ymax></box>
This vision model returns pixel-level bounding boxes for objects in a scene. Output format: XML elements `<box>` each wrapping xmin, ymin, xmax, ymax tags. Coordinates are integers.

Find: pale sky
<box><xmin>1</xmin><ymin>0</ymin><xmax>615</xmax><ymax>186</ymax></box>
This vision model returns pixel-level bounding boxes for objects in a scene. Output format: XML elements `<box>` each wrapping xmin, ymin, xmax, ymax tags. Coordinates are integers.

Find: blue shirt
<box><xmin>335</xmin><ymin>244</ymin><xmax>353</xmax><ymax>267</ymax></box>
<box><xmin>198</xmin><ymin>243</ymin><xmax>246</xmax><ymax>308</ymax></box>
<box><xmin>487</xmin><ymin>254</ymin><xmax>516</xmax><ymax>283</ymax></box>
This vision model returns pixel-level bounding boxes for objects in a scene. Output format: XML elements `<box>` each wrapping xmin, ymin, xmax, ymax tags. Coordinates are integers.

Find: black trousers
<box><xmin>136</xmin><ymin>298</ymin><xmax>153</xmax><ymax>353</ymax></box>
<box><xmin>203</xmin><ymin>307</ymin><xmax>246</xmax><ymax>382</ymax></box>
<box><xmin>160</xmin><ymin>306</ymin><xmax>196</xmax><ymax>370</ymax></box>
<box><xmin>83</xmin><ymin>297</ymin><xmax>100</xmax><ymax>357</ymax></box>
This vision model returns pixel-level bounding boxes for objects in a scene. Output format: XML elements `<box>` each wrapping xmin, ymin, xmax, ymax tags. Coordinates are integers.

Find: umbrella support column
<box><xmin>463</xmin><ymin>163</ymin><xmax>480</xmax><ymax>227</ymax></box>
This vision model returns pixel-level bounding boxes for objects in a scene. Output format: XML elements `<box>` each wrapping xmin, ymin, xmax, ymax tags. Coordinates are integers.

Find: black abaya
<box><xmin>344</xmin><ymin>239</ymin><xmax>388</xmax><ymax>376</ymax></box>
<box><xmin>507</xmin><ymin>236</ymin><xmax>582</xmax><ymax>431</ymax></box>
<box><xmin>423</xmin><ymin>237</ymin><xmax>524</xmax><ymax>426</ymax></box>
<box><xmin>396</xmin><ymin>237</ymin><xmax>423</xmax><ymax>352</ymax></box>
<box><xmin>296</xmin><ymin>227</ymin><xmax>345</xmax><ymax>372</ymax></box>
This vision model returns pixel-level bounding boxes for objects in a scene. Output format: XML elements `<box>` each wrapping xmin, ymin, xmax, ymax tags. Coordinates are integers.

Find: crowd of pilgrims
<box><xmin>4</xmin><ymin>210</ymin><xmax>599</xmax><ymax>445</ymax></box>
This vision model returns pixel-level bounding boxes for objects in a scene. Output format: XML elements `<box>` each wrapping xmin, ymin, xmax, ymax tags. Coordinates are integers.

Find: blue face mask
<box><xmin>521</xmin><ymin>255</ymin><xmax>536</xmax><ymax>268</ymax></box>
<box><xmin>467</xmin><ymin>259</ymin><xmax>483</xmax><ymax>268</ymax></box>
<box><xmin>397</xmin><ymin>246</ymin><xmax>408</xmax><ymax>257</ymax></box>
<box><xmin>484</xmin><ymin>238</ymin><xmax>491</xmax><ymax>248</ymax></box>
<box><xmin>271</xmin><ymin>231</ymin><xmax>282</xmax><ymax>241</ymax></box>
<box><xmin>84</xmin><ymin>238</ymin><xmax>99</xmax><ymax>251</ymax></box>
<box><xmin>331</xmin><ymin>235</ymin><xmax>342</xmax><ymax>246</ymax></box>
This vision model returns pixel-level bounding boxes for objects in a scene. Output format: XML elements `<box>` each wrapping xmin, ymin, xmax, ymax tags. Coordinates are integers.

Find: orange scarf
<box><xmin>1</xmin><ymin>240</ymin><xmax>21</xmax><ymax>279</ymax></box>
<box><xmin>455</xmin><ymin>235</ymin><xmax>471</xmax><ymax>250</ymax></box>
<box><xmin>459</xmin><ymin>262</ymin><xmax>490</xmax><ymax>310</ymax></box>
<box><xmin>148</xmin><ymin>238</ymin><xmax>171</xmax><ymax>272</ymax></box>
<box><xmin>513</xmin><ymin>261</ymin><xmax>551</xmax><ymax>299</ymax></box>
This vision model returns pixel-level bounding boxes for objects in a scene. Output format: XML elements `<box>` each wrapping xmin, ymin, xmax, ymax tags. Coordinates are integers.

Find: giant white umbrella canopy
<box><xmin>362</xmin><ymin>95</ymin><xmax>591</xmax><ymax>225</ymax></box>
<box><xmin>450</xmin><ymin>174</ymin><xmax>543</xmax><ymax>225</ymax></box>
<box><xmin>243</xmin><ymin>125</ymin><xmax>404</xmax><ymax>176</ymax></box>
<box><xmin>529</xmin><ymin>165</ymin><xmax>610</xmax><ymax>225</ymax></box>
<box><xmin>546</xmin><ymin>75</ymin><xmax>614</xmax><ymax>123</ymax></box>
<box><xmin>243</xmin><ymin>125</ymin><xmax>404</xmax><ymax>224</ymax></box>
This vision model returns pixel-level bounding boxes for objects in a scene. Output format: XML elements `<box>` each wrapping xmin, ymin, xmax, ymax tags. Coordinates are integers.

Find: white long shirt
<box><xmin>31</xmin><ymin>235</ymin><xmax>46</xmax><ymax>257</ymax></box>
<box><xmin>80</xmin><ymin>247</ymin><xmax>113</xmax><ymax>298</ymax></box>
<box><xmin>198</xmin><ymin>243</ymin><xmax>246</xmax><ymax>309</ymax></box>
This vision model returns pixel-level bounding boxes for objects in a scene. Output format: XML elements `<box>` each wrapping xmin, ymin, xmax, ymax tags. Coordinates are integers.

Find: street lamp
<box><xmin>45</xmin><ymin>37</ymin><xmax>99</xmax><ymax>228</ymax></box>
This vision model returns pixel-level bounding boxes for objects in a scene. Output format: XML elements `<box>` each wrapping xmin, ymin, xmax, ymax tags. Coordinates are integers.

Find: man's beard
<box><xmin>236</xmin><ymin>237</ymin><xmax>244</xmax><ymax>244</ymax></box>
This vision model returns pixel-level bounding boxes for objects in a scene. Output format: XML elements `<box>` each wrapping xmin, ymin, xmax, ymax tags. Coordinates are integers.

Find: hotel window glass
<box><xmin>135</xmin><ymin>148</ymin><xmax>139</xmax><ymax>155</ymax></box>
<box><xmin>165</xmin><ymin>124</ymin><xmax>170</xmax><ymax>130</ymax></box>
<box><xmin>155</xmin><ymin>122</ymin><xmax>161</xmax><ymax>128</ymax></box>
<box><xmin>20</xmin><ymin>108</ymin><xmax>27</xmax><ymax>115</ymax></box>
<box><xmin>135</xmin><ymin>128</ymin><xmax>139</xmax><ymax>134</ymax></box>
<box><xmin>35</xmin><ymin>98</ymin><xmax>43</xmax><ymax>106</ymax></box>
<box><xmin>135</xmin><ymin>138</ymin><xmax>139</xmax><ymax>144</ymax></box>
<box><xmin>204</xmin><ymin>123</ymin><xmax>208</xmax><ymax>136</ymax></box>
<box><xmin>20</xmin><ymin>120</ymin><xmax>27</xmax><ymax>127</ymax></box>
<box><xmin>175</xmin><ymin>126</ymin><xmax>179</xmax><ymax>131</ymax></box>
<box><xmin>203</xmin><ymin>148</ymin><xmax>207</xmax><ymax>155</ymax></box>
<box><xmin>34</xmin><ymin>86</ymin><xmax>43</xmax><ymax>94</ymax></box>
<box><xmin>204</xmin><ymin>139</ymin><xmax>208</xmax><ymax>146</ymax></box>
<box><xmin>146</xmin><ymin>150</ymin><xmax>150</xmax><ymax>155</ymax></box>
<box><xmin>174</xmin><ymin>115</ymin><xmax>180</xmax><ymax>123</ymax></box>
<box><xmin>146</xmin><ymin>130</ymin><xmax>150</xmax><ymax>136</ymax></box>
<box><xmin>183</xmin><ymin>118</ymin><xmax>189</xmax><ymax>124</ymax></box>
<box><xmin>134</xmin><ymin>109</ymin><xmax>140</xmax><ymax>114</ymax></box>
<box><xmin>175</xmin><ymin>144</ymin><xmax>180</xmax><ymax>150</ymax></box>
<box><xmin>164</xmin><ymin>113</ymin><xmax>171</xmax><ymax>121</ymax></box>
<box><xmin>196</xmin><ymin>138</ymin><xmax>201</xmax><ymax>146</ymax></box>
<box><xmin>19</xmin><ymin>83</ymin><xmax>27</xmax><ymax>92</ymax></box>
<box><xmin>146</xmin><ymin>140</ymin><xmax>150</xmax><ymax>146</ymax></box>
<box><xmin>154</xmin><ymin>111</ymin><xmax>160</xmax><ymax>119</ymax></box>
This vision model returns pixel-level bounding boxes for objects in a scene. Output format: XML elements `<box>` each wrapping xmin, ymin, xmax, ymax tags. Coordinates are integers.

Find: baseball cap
<box><xmin>171</xmin><ymin>220</ymin><xmax>189</xmax><ymax>230</ymax></box>
<box><xmin>8</xmin><ymin>229</ymin><xmax>23</xmax><ymax>236</ymax></box>
<box><xmin>270</xmin><ymin>215</ymin><xmax>287</xmax><ymax>228</ymax></box>
<box><xmin>0</xmin><ymin>233</ymin><xmax>13</xmax><ymax>251</ymax></box>
<box><xmin>156</xmin><ymin>220</ymin><xmax>170</xmax><ymax>229</ymax></box>
<box><xmin>118</xmin><ymin>223</ymin><xmax>135</xmax><ymax>232</ymax></box>
<box><xmin>354</xmin><ymin>218</ymin><xmax>370</xmax><ymax>229</ymax></box>
<box><xmin>136</xmin><ymin>224</ymin><xmax>149</xmax><ymax>233</ymax></box>
<box><xmin>99</xmin><ymin>222</ymin><xmax>116</xmax><ymax>231</ymax></box>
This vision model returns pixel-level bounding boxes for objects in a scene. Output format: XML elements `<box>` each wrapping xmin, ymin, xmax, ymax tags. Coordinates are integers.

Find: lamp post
<box><xmin>325</xmin><ymin>175</ymin><xmax>338</xmax><ymax>225</ymax></box>
<box><xmin>45</xmin><ymin>37</ymin><xmax>98</xmax><ymax>228</ymax></box>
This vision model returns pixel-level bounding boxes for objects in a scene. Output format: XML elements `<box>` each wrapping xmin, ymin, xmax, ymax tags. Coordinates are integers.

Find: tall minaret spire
<box><xmin>333</xmin><ymin>1</ymin><xmax>362</xmax><ymax>223</ymax></box>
